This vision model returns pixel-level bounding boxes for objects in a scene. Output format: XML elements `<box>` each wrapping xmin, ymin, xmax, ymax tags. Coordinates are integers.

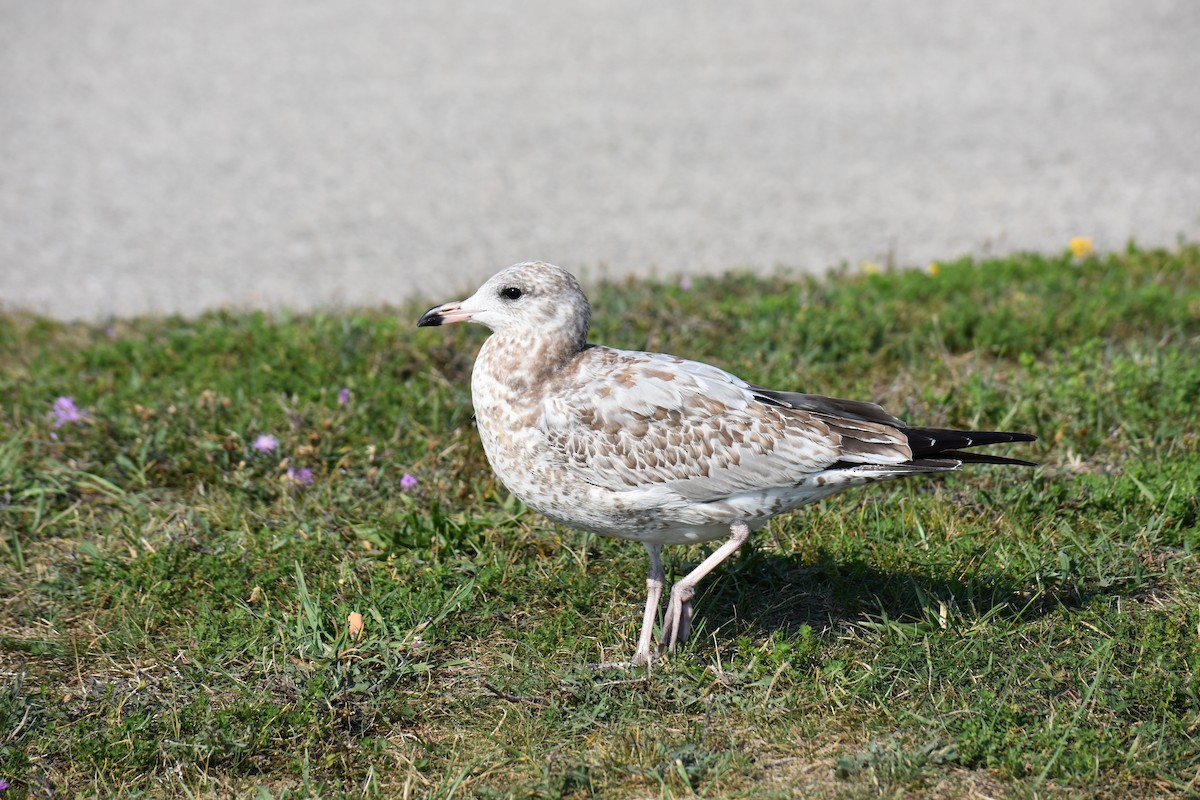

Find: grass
<box><xmin>1</xmin><ymin>243</ymin><xmax>1199</xmax><ymax>798</ymax></box>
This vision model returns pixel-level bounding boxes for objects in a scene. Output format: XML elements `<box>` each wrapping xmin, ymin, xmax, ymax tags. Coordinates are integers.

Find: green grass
<box><xmin>1</xmin><ymin>244</ymin><xmax>1199</xmax><ymax>798</ymax></box>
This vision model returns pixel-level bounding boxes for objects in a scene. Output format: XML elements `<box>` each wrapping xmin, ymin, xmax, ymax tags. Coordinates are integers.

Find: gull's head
<box><xmin>417</xmin><ymin>261</ymin><xmax>591</xmax><ymax>347</ymax></box>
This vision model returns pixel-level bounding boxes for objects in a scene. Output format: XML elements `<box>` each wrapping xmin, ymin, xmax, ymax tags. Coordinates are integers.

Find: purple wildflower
<box><xmin>52</xmin><ymin>396</ymin><xmax>83</xmax><ymax>428</ymax></box>
<box><xmin>679</xmin><ymin>275</ymin><xmax>693</xmax><ymax>292</ymax></box>
<box><xmin>337</xmin><ymin>387</ymin><xmax>351</xmax><ymax>408</ymax></box>
<box><xmin>252</xmin><ymin>434</ymin><xmax>278</xmax><ymax>453</ymax></box>
<box><xmin>400</xmin><ymin>473</ymin><xmax>418</xmax><ymax>492</ymax></box>
<box><xmin>0</xmin><ymin>778</ymin><xmax>9</xmax><ymax>791</ymax></box>
<box><xmin>287</xmin><ymin>466</ymin><xmax>315</xmax><ymax>486</ymax></box>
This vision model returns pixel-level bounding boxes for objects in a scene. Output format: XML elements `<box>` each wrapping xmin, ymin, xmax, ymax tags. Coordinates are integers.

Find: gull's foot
<box><xmin>658</xmin><ymin>588</ymin><xmax>695</xmax><ymax>657</ymax></box>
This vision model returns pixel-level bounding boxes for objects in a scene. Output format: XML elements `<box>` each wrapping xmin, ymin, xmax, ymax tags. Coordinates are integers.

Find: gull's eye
<box><xmin>500</xmin><ymin>286</ymin><xmax>523</xmax><ymax>300</ymax></box>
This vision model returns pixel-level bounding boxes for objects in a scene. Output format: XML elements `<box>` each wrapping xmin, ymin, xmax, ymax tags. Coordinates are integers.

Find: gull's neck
<box><xmin>474</xmin><ymin>329</ymin><xmax>588</xmax><ymax>401</ymax></box>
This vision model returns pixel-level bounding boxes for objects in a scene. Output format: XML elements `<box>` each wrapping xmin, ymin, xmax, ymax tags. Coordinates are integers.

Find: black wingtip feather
<box><xmin>936</xmin><ymin>450</ymin><xmax>1039</xmax><ymax>467</ymax></box>
<box><xmin>903</xmin><ymin>427</ymin><xmax>1038</xmax><ymax>465</ymax></box>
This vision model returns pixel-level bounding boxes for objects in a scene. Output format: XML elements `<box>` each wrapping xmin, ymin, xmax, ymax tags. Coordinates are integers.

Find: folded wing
<box><xmin>539</xmin><ymin>348</ymin><xmax>914</xmax><ymax>501</ymax></box>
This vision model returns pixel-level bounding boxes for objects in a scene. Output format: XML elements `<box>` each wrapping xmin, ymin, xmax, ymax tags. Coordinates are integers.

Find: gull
<box><xmin>418</xmin><ymin>262</ymin><xmax>1036</xmax><ymax>665</ymax></box>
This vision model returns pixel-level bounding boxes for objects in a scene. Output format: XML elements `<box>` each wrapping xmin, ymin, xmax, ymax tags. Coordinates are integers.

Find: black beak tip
<box><xmin>416</xmin><ymin>306</ymin><xmax>444</xmax><ymax>327</ymax></box>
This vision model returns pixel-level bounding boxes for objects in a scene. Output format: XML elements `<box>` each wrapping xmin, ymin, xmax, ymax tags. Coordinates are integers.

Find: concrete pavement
<box><xmin>2</xmin><ymin>1</ymin><xmax>1198</xmax><ymax>319</ymax></box>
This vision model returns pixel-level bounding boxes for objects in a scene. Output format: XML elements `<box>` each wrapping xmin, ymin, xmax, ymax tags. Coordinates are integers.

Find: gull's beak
<box><xmin>417</xmin><ymin>300</ymin><xmax>473</xmax><ymax>327</ymax></box>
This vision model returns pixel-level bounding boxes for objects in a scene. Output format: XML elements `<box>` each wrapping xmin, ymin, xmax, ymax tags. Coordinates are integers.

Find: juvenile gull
<box><xmin>418</xmin><ymin>262</ymin><xmax>1036</xmax><ymax>665</ymax></box>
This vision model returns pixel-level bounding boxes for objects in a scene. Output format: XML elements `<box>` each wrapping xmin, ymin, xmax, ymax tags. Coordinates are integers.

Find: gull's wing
<box><xmin>747</xmin><ymin>385</ymin><xmax>906</xmax><ymax>427</ymax></box>
<box><xmin>538</xmin><ymin>347</ymin><xmax>912</xmax><ymax>501</ymax></box>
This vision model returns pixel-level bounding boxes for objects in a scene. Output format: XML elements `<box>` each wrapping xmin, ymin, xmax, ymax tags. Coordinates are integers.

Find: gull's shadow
<box><xmin>676</xmin><ymin>542</ymin><xmax>1135</xmax><ymax>648</ymax></box>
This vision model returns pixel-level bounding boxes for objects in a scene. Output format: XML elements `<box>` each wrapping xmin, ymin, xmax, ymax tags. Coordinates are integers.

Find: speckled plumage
<box><xmin>418</xmin><ymin>261</ymin><xmax>1036</xmax><ymax>664</ymax></box>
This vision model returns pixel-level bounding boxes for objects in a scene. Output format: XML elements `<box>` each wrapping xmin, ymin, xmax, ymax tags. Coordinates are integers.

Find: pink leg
<box><xmin>632</xmin><ymin>543</ymin><xmax>665</xmax><ymax>666</ymax></box>
<box><xmin>659</xmin><ymin>520</ymin><xmax>751</xmax><ymax>655</ymax></box>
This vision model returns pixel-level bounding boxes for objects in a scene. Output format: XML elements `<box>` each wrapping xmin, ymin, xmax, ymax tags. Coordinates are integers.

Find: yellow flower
<box><xmin>1069</xmin><ymin>237</ymin><xmax>1094</xmax><ymax>258</ymax></box>
<box><xmin>860</xmin><ymin>260</ymin><xmax>881</xmax><ymax>276</ymax></box>
<box><xmin>928</xmin><ymin>261</ymin><xmax>941</xmax><ymax>277</ymax></box>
